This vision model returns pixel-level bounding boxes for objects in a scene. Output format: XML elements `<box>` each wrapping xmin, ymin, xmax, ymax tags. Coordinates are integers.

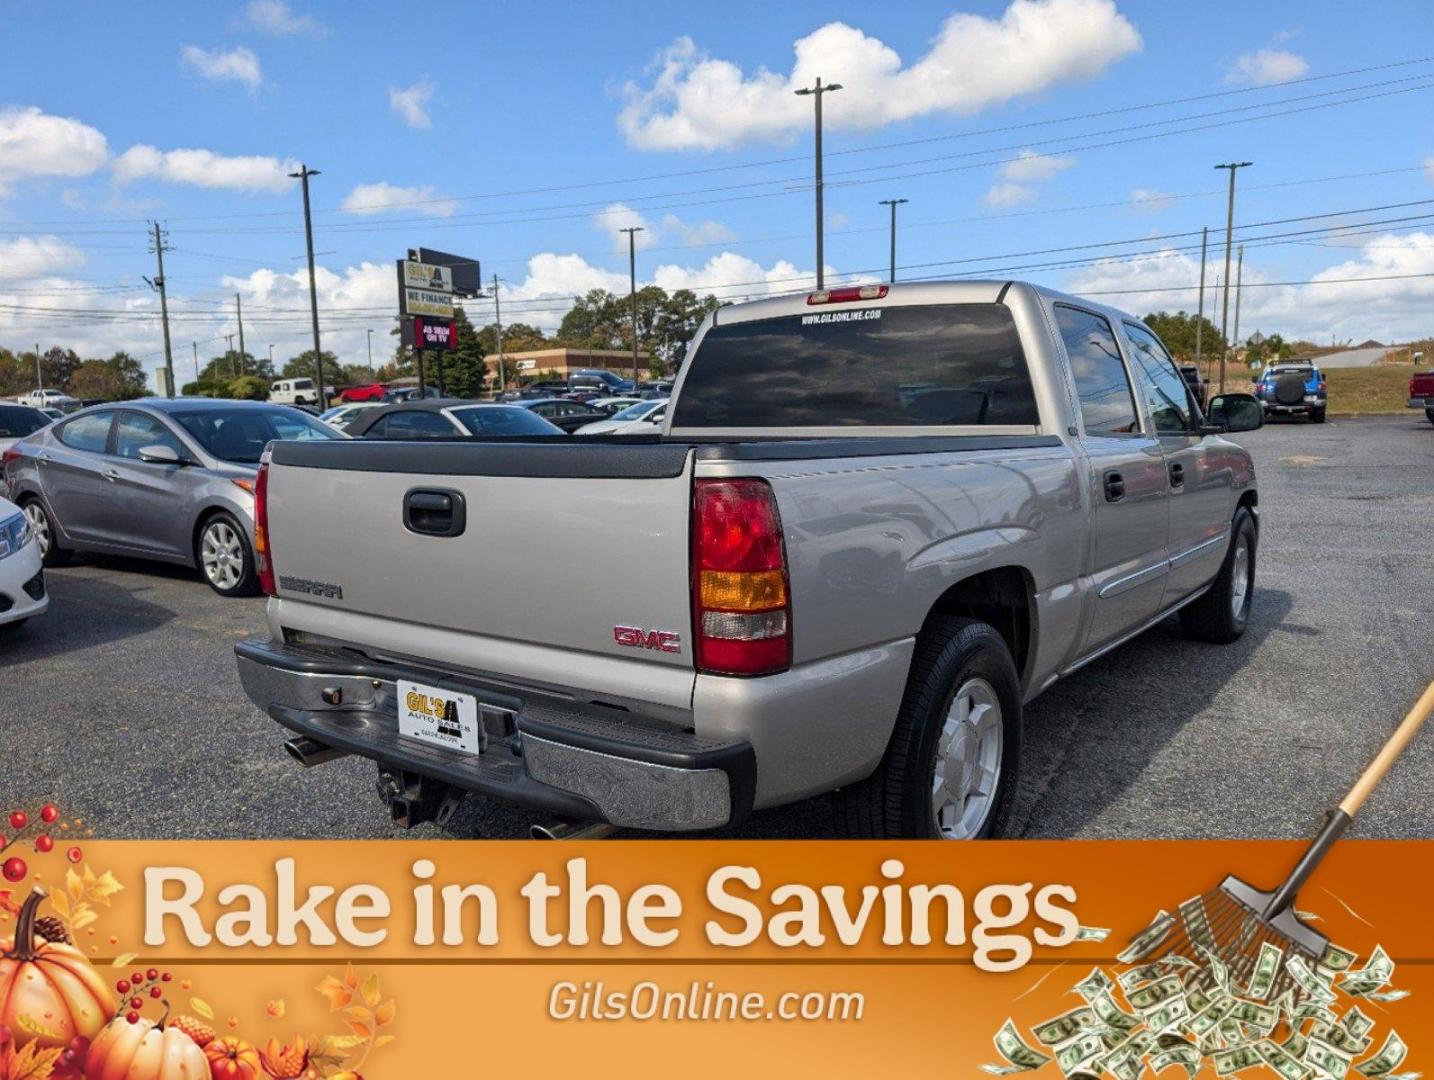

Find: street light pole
<box><xmin>33</xmin><ymin>343</ymin><xmax>41</xmax><ymax>392</ymax></box>
<box><xmin>1232</xmin><ymin>244</ymin><xmax>1245</xmax><ymax>365</ymax></box>
<box><xmin>795</xmin><ymin>77</ymin><xmax>842</xmax><ymax>289</ymax></box>
<box><xmin>878</xmin><ymin>198</ymin><xmax>908</xmax><ymax>283</ymax></box>
<box><xmin>235</xmin><ymin>293</ymin><xmax>246</xmax><ymax>375</ymax></box>
<box><xmin>491</xmin><ymin>274</ymin><xmax>505</xmax><ymax>395</ymax></box>
<box><xmin>289</xmin><ymin>164</ymin><xmax>325</xmax><ymax>405</ymax></box>
<box><xmin>620</xmin><ymin>226</ymin><xmax>644</xmax><ymax>387</ymax></box>
<box><xmin>366</xmin><ymin>329</ymin><xmax>374</xmax><ymax>375</ymax></box>
<box><xmin>1214</xmin><ymin>162</ymin><xmax>1252</xmax><ymax>396</ymax></box>
<box><xmin>1195</xmin><ymin>226</ymin><xmax>1208</xmax><ymax>371</ymax></box>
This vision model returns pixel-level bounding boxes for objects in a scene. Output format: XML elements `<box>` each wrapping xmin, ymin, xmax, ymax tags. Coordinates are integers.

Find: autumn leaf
<box><xmin>360</xmin><ymin>972</ymin><xmax>381</xmax><ymax>1008</ymax></box>
<box><xmin>87</xmin><ymin>869</ymin><xmax>123</xmax><ymax>905</ymax></box>
<box><xmin>71</xmin><ymin>908</ymin><xmax>98</xmax><ymax>931</ymax></box>
<box><xmin>190</xmin><ymin>997</ymin><xmax>215</xmax><ymax>1020</ymax></box>
<box><xmin>265</xmin><ymin>999</ymin><xmax>286</xmax><ymax>1019</ymax></box>
<box><xmin>65</xmin><ymin>868</ymin><xmax>83</xmax><ymax>904</ymax></box>
<box><xmin>373</xmin><ymin>1000</ymin><xmax>396</xmax><ymax>1027</ymax></box>
<box><xmin>0</xmin><ymin>890</ymin><xmax>20</xmax><ymax>917</ymax></box>
<box><xmin>344</xmin><ymin>1020</ymin><xmax>371</xmax><ymax>1040</ymax></box>
<box><xmin>110</xmin><ymin>952</ymin><xmax>138</xmax><ymax>968</ymax></box>
<box><xmin>342</xmin><ymin>1006</ymin><xmax>371</xmax><ymax>1025</ymax></box>
<box><xmin>319</xmin><ymin>1035</ymin><xmax>365</xmax><ymax>1053</ymax></box>
<box><xmin>46</xmin><ymin>892</ymin><xmax>69</xmax><ymax>920</ymax></box>
<box><xmin>3</xmin><ymin>1041</ymin><xmax>64</xmax><ymax>1080</ymax></box>
<box><xmin>315</xmin><ymin>975</ymin><xmax>353</xmax><ymax>1011</ymax></box>
<box><xmin>373</xmin><ymin>1034</ymin><xmax>396</xmax><ymax>1050</ymax></box>
<box><xmin>342</xmin><ymin>963</ymin><xmax>358</xmax><ymax>990</ymax></box>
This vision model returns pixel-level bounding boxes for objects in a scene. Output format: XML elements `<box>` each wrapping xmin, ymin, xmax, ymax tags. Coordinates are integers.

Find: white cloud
<box><xmin>180</xmin><ymin>45</ymin><xmax>263</xmax><ymax>91</ymax></box>
<box><xmin>113</xmin><ymin>145</ymin><xmax>297</xmax><ymax>194</ymax></box>
<box><xmin>0</xmin><ymin>106</ymin><xmax>109</xmax><ymax>192</ymax></box>
<box><xmin>619</xmin><ymin>0</ymin><xmax>1141</xmax><ymax>150</ymax></box>
<box><xmin>389</xmin><ymin>80</ymin><xmax>434</xmax><ymax>129</ymax></box>
<box><xmin>1225</xmin><ymin>48</ymin><xmax>1308</xmax><ymax>86</ymax></box>
<box><xmin>242</xmin><ymin>0</ymin><xmax>327</xmax><ymax>37</ymax></box>
<box><xmin>985</xmin><ymin>182</ymin><xmax>1035</xmax><ymax>207</ymax></box>
<box><xmin>1063</xmin><ymin>232</ymin><xmax>1434</xmax><ymax>343</ymax></box>
<box><xmin>1001</xmin><ymin>149</ymin><xmax>1074</xmax><ymax>183</ymax></box>
<box><xmin>985</xmin><ymin>149</ymin><xmax>1073</xmax><ymax>205</ymax></box>
<box><xmin>340</xmin><ymin>181</ymin><xmax>457</xmax><ymax>216</ymax></box>
<box><xmin>1130</xmin><ymin>188</ymin><xmax>1175</xmax><ymax>212</ymax></box>
<box><xmin>0</xmin><ymin>237</ymin><xmax>87</xmax><ymax>281</ymax></box>
<box><xmin>591</xmin><ymin>203</ymin><xmax>737</xmax><ymax>252</ymax></box>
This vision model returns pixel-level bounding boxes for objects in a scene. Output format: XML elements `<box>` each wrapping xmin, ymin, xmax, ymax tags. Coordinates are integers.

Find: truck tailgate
<box><xmin>263</xmin><ymin>439</ymin><xmax>696</xmax><ymax>670</ymax></box>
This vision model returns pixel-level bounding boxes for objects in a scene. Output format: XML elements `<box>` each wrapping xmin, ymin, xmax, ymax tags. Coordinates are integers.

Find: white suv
<box><xmin>17</xmin><ymin>389</ymin><xmax>76</xmax><ymax>410</ymax></box>
<box><xmin>270</xmin><ymin>378</ymin><xmax>323</xmax><ymax>406</ymax></box>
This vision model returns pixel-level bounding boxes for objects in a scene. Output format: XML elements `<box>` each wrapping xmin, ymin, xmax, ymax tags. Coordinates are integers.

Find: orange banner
<box><xmin>0</xmin><ymin>840</ymin><xmax>1427</xmax><ymax>1078</ymax></box>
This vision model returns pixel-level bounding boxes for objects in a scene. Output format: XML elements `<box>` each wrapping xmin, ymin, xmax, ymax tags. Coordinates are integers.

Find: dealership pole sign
<box><xmin>396</xmin><ymin>248</ymin><xmax>480</xmax><ymax>360</ymax></box>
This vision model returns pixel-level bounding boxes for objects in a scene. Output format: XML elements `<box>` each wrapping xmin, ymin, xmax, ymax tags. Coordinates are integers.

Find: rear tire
<box><xmin>835</xmin><ymin>617</ymin><xmax>1022</xmax><ymax>839</ymax></box>
<box><xmin>20</xmin><ymin>497</ymin><xmax>72</xmax><ymax>567</ymax></box>
<box><xmin>1311</xmin><ymin>409</ymin><xmax>1326</xmax><ymax>423</ymax></box>
<box><xmin>1179</xmin><ymin>507</ymin><xmax>1257</xmax><ymax>644</ymax></box>
<box><xmin>1425</xmin><ymin>409</ymin><xmax>1434</xmax><ymax>426</ymax></box>
<box><xmin>196</xmin><ymin>512</ymin><xmax>259</xmax><ymax>597</ymax></box>
<box><xmin>0</xmin><ymin>618</ymin><xmax>28</xmax><ymax>635</ymax></box>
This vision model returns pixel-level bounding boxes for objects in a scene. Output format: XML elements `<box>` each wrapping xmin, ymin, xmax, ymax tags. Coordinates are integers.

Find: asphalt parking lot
<box><xmin>3</xmin><ymin>413</ymin><xmax>1431</xmax><ymax>841</ymax></box>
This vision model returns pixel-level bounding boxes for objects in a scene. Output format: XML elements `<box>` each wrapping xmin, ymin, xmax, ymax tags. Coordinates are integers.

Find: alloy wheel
<box><xmin>22</xmin><ymin>503</ymin><xmax>49</xmax><ymax>558</ymax></box>
<box><xmin>201</xmin><ymin>520</ymin><xmax>245</xmax><ymax>592</ymax></box>
<box><xmin>931</xmin><ymin>677</ymin><xmax>1004</xmax><ymax>840</ymax></box>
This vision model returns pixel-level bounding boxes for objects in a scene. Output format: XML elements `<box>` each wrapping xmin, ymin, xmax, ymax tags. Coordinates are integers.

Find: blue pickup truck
<box><xmin>1255</xmin><ymin>360</ymin><xmax>1327</xmax><ymax>422</ymax></box>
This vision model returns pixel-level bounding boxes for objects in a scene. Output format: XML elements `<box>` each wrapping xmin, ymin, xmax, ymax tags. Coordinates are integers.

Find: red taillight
<box><xmin>692</xmin><ymin>478</ymin><xmax>791</xmax><ymax>676</ymax></box>
<box><xmin>253</xmin><ymin>459</ymin><xmax>276</xmax><ymax>597</ymax></box>
<box><xmin>806</xmin><ymin>284</ymin><xmax>888</xmax><ymax>305</ymax></box>
<box><xmin>1</xmin><ymin>448</ymin><xmax>21</xmax><ymax>467</ymax></box>
<box><xmin>1318</xmin><ymin>381</ymin><xmax>1327</xmax><ymax>392</ymax></box>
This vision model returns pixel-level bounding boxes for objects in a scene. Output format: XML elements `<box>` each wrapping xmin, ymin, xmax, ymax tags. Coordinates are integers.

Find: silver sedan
<box><xmin>1</xmin><ymin>398</ymin><xmax>339</xmax><ymax>596</ymax></box>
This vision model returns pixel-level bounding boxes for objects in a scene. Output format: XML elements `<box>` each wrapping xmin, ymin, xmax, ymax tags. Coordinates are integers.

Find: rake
<box><xmin>1133</xmin><ymin>681</ymin><xmax>1434</xmax><ymax>1002</ymax></box>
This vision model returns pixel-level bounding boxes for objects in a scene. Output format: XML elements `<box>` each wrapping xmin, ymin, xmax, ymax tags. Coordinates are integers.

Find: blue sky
<box><xmin>2</xmin><ymin>0</ymin><xmax>1433</xmax><ymax>385</ymax></box>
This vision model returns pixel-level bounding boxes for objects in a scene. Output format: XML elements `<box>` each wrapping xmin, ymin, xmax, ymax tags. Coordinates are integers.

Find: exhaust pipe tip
<box><xmin>531</xmin><ymin>818</ymin><xmax>620</xmax><ymax>841</ymax></box>
<box><xmin>284</xmin><ymin>736</ymin><xmax>349</xmax><ymax>767</ymax></box>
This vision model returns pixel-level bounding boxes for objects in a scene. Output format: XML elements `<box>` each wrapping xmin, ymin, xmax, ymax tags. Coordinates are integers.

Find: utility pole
<box><xmin>1214</xmin><ymin>162</ymin><xmax>1252</xmax><ymax>396</ymax></box>
<box><xmin>491</xmin><ymin>274</ymin><xmax>505</xmax><ymax>395</ymax></box>
<box><xmin>620</xmin><ymin>226</ymin><xmax>644</xmax><ymax>387</ymax></box>
<box><xmin>148</xmin><ymin>222</ymin><xmax>175</xmax><ymax>397</ymax></box>
<box><xmin>878</xmin><ymin>198</ymin><xmax>908</xmax><ymax>283</ymax></box>
<box><xmin>289</xmin><ymin>164</ymin><xmax>325</xmax><ymax>405</ymax></box>
<box><xmin>192</xmin><ymin>341</ymin><xmax>200</xmax><ymax>385</ymax></box>
<box><xmin>33</xmin><ymin>343</ymin><xmax>41</xmax><ymax>392</ymax></box>
<box><xmin>1232</xmin><ymin>245</ymin><xmax>1245</xmax><ymax>367</ymax></box>
<box><xmin>366</xmin><ymin>329</ymin><xmax>374</xmax><ymax>375</ymax></box>
<box><xmin>795</xmin><ymin>76</ymin><xmax>842</xmax><ymax>289</ymax></box>
<box><xmin>235</xmin><ymin>293</ymin><xmax>246</xmax><ymax>375</ymax></box>
<box><xmin>268</xmin><ymin>344</ymin><xmax>274</xmax><ymax>368</ymax></box>
<box><xmin>1194</xmin><ymin>226</ymin><xmax>1208</xmax><ymax>371</ymax></box>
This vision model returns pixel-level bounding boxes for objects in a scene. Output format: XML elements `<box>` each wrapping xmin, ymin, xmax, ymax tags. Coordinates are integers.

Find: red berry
<box><xmin>161</xmin><ymin>972</ymin><xmax>172</xmax><ymax>982</ymax></box>
<box><xmin>129</xmin><ymin>997</ymin><xmax>143</xmax><ymax>1010</ymax></box>
<box><xmin>1</xmin><ymin>857</ymin><xmax>26</xmax><ymax>882</ymax></box>
<box><xmin>150</xmin><ymin>986</ymin><xmax>162</xmax><ymax>999</ymax></box>
<box><xmin>40</xmin><ymin>805</ymin><xmax>58</xmax><ymax>824</ymax></box>
<box><xmin>8</xmin><ymin>811</ymin><xmax>26</xmax><ymax>831</ymax></box>
<box><xmin>116</xmin><ymin>980</ymin><xmax>130</xmax><ymax>994</ymax></box>
<box><xmin>126</xmin><ymin>1012</ymin><xmax>139</xmax><ymax>1024</ymax></box>
<box><xmin>66</xmin><ymin>846</ymin><xmax>82</xmax><ymax>864</ymax></box>
<box><xmin>131</xmin><ymin>972</ymin><xmax>143</xmax><ymax>986</ymax></box>
<box><xmin>35</xmin><ymin>835</ymin><xmax>54</xmax><ymax>853</ymax></box>
<box><xmin>146</xmin><ymin>967</ymin><xmax>158</xmax><ymax>981</ymax></box>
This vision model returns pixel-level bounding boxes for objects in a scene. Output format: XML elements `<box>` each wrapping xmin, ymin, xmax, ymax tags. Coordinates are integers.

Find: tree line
<box><xmin>0</xmin><ymin>347</ymin><xmax>150</xmax><ymax>401</ymax></box>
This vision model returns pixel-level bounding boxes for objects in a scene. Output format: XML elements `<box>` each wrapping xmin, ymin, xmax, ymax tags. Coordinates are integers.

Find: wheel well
<box><xmin>191</xmin><ymin>508</ymin><xmax>232</xmax><ymax>564</ymax></box>
<box><xmin>921</xmin><ymin>567</ymin><xmax>1034</xmax><ymax>680</ymax></box>
<box><xmin>1237</xmin><ymin>490</ymin><xmax>1257</xmax><ymax>511</ymax></box>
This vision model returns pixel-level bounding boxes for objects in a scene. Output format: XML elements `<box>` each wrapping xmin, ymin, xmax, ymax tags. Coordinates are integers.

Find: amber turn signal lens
<box><xmin>700</xmin><ymin>569</ymin><xmax>786</xmax><ymax>611</ymax></box>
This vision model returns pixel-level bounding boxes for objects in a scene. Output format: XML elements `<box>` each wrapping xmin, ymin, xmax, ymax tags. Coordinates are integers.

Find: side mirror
<box><xmin>1205</xmin><ymin>393</ymin><xmax>1264</xmax><ymax>434</ymax></box>
<box><xmin>137</xmin><ymin>444</ymin><xmax>182</xmax><ymax>465</ymax></box>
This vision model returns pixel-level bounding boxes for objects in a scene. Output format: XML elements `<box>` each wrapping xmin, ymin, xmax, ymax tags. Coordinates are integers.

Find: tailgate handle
<box><xmin>403</xmin><ymin>488</ymin><xmax>466</xmax><ymax>537</ymax></box>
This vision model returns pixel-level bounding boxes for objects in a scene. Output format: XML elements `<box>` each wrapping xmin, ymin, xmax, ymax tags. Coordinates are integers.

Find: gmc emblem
<box><xmin>613</xmin><ymin>625</ymin><xmax>682</xmax><ymax>653</ymax></box>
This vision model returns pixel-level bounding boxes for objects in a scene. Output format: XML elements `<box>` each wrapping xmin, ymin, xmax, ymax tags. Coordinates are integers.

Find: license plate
<box><xmin>397</xmin><ymin>680</ymin><xmax>481</xmax><ymax>755</ymax></box>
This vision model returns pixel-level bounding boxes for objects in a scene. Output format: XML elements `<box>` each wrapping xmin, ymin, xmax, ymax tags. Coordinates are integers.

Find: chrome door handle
<box><xmin>102</xmin><ymin>469</ymin><xmax>120</xmax><ymax>482</ymax></box>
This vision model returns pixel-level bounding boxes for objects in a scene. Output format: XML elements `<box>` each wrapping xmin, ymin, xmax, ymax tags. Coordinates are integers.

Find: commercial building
<box><xmin>490</xmin><ymin>347</ymin><xmax>651</xmax><ymax>381</ymax></box>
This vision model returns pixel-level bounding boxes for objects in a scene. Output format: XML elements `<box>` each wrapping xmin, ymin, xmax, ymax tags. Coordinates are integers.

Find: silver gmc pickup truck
<box><xmin>235</xmin><ymin>280</ymin><xmax>1264</xmax><ymax>839</ymax></box>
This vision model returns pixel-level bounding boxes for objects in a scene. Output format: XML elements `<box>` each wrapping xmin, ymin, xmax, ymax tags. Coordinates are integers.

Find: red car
<box><xmin>1409</xmin><ymin>369</ymin><xmax>1434</xmax><ymax>425</ymax></box>
<box><xmin>339</xmin><ymin>382</ymin><xmax>388</xmax><ymax>403</ymax></box>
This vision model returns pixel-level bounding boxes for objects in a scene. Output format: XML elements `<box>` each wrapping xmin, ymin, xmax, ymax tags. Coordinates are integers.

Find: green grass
<box><xmin>1323</xmin><ymin>365</ymin><xmax>1420</xmax><ymax>415</ymax></box>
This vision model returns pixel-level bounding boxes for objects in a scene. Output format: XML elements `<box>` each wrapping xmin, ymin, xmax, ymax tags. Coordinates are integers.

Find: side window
<box><xmin>56</xmin><ymin>410</ymin><xmax>116</xmax><ymax>453</ymax></box>
<box><xmin>114</xmin><ymin>412</ymin><xmax>185</xmax><ymax>460</ymax></box>
<box><xmin>384</xmin><ymin>411</ymin><xmax>457</xmax><ymax>439</ymax></box>
<box><xmin>1123</xmin><ymin>322</ymin><xmax>1193</xmax><ymax>433</ymax></box>
<box><xmin>362</xmin><ymin>416</ymin><xmax>389</xmax><ymax>438</ymax></box>
<box><xmin>1055</xmin><ymin>306</ymin><xmax>1140</xmax><ymax>436</ymax></box>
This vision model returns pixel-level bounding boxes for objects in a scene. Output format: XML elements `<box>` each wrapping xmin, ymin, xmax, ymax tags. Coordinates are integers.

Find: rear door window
<box><xmin>671</xmin><ymin>303</ymin><xmax>1039</xmax><ymax>428</ymax></box>
<box><xmin>1055</xmin><ymin>306</ymin><xmax>1140</xmax><ymax>436</ymax></box>
<box><xmin>56</xmin><ymin>410</ymin><xmax>116</xmax><ymax>453</ymax></box>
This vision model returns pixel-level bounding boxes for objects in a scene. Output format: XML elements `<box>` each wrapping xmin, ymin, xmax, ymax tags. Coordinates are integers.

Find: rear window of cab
<box><xmin>671</xmin><ymin>303</ymin><xmax>1038</xmax><ymax>428</ymax></box>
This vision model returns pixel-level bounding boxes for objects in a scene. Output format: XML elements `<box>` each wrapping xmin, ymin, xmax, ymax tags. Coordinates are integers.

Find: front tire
<box><xmin>20</xmin><ymin>497</ymin><xmax>72</xmax><ymax>567</ymax></box>
<box><xmin>1179</xmin><ymin>507</ymin><xmax>1257</xmax><ymax>644</ymax></box>
<box><xmin>196</xmin><ymin>513</ymin><xmax>259</xmax><ymax>597</ymax></box>
<box><xmin>835</xmin><ymin>617</ymin><xmax>1022</xmax><ymax>839</ymax></box>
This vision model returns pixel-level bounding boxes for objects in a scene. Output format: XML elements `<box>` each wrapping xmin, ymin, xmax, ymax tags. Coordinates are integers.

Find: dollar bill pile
<box><xmin>983</xmin><ymin>908</ymin><xmax>1416</xmax><ymax>1080</ymax></box>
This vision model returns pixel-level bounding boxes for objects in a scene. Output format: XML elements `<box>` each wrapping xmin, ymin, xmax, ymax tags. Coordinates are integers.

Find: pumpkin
<box><xmin>85</xmin><ymin>1013</ymin><xmax>209</xmax><ymax>1080</ymax></box>
<box><xmin>0</xmin><ymin>887</ymin><xmax>115</xmax><ymax>1050</ymax></box>
<box><xmin>204</xmin><ymin>1036</ymin><xmax>262</xmax><ymax>1080</ymax></box>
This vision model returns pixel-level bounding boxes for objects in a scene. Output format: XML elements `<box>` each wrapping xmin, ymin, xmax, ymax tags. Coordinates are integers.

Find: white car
<box><xmin>17</xmin><ymin>388</ymin><xmax>76</xmax><ymax>410</ymax></box>
<box><xmin>588</xmin><ymin>396</ymin><xmax>645</xmax><ymax>415</ymax></box>
<box><xmin>269</xmin><ymin>378</ymin><xmax>330</xmax><ymax>406</ymax></box>
<box><xmin>0</xmin><ymin>495</ymin><xmax>47</xmax><ymax>632</ymax></box>
<box><xmin>318</xmin><ymin>403</ymin><xmax>381</xmax><ymax>430</ymax></box>
<box><xmin>574</xmin><ymin>398</ymin><xmax>668</xmax><ymax>435</ymax></box>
